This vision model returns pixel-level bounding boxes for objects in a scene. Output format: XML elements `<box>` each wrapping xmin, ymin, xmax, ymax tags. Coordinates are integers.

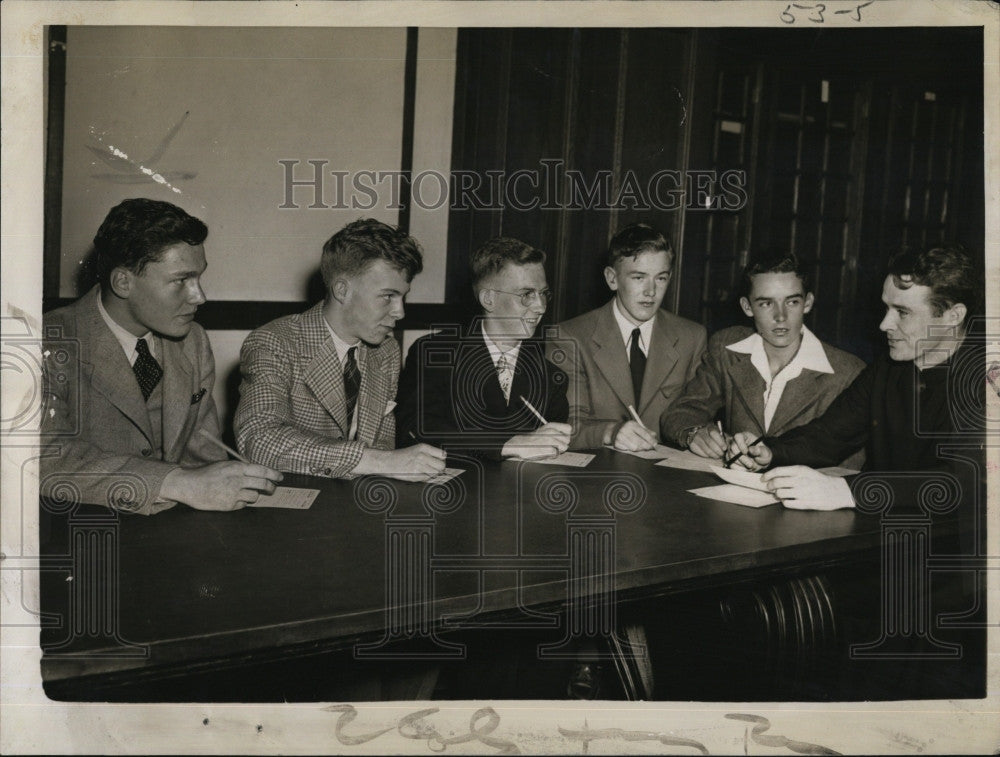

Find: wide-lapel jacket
<box><xmin>395</xmin><ymin>320</ymin><xmax>569</xmax><ymax>461</ymax></box>
<box><xmin>550</xmin><ymin>300</ymin><xmax>707</xmax><ymax>450</ymax></box>
<box><xmin>661</xmin><ymin>325</ymin><xmax>866</xmax><ymax>463</ymax></box>
<box><xmin>39</xmin><ymin>286</ymin><xmax>225</xmax><ymax>515</ymax></box>
<box><xmin>235</xmin><ymin>302</ymin><xmax>399</xmax><ymax>478</ymax></box>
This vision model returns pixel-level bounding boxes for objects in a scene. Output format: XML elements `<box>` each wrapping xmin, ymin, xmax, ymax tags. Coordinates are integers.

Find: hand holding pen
<box><xmin>501</xmin><ymin>396</ymin><xmax>572</xmax><ymax>460</ymax></box>
<box><xmin>687</xmin><ymin>420</ymin><xmax>732</xmax><ymax>460</ymax></box>
<box><xmin>613</xmin><ymin>404</ymin><xmax>658</xmax><ymax>452</ymax></box>
<box><xmin>724</xmin><ymin>431</ymin><xmax>771</xmax><ymax>471</ymax></box>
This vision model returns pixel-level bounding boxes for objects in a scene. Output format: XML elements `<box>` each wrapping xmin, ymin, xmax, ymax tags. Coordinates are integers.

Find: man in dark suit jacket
<box><xmin>396</xmin><ymin>237</ymin><xmax>570</xmax><ymax>461</ymax></box>
<box><xmin>40</xmin><ymin>199</ymin><xmax>282</xmax><ymax>514</ymax></box>
<box><xmin>661</xmin><ymin>251</ymin><xmax>865</xmax><ymax>467</ymax></box>
<box><xmin>236</xmin><ymin>219</ymin><xmax>446</xmax><ymax>481</ymax></box>
<box><xmin>550</xmin><ymin>223</ymin><xmax>706</xmax><ymax>451</ymax></box>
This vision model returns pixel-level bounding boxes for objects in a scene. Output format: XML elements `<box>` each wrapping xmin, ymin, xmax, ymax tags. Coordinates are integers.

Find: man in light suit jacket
<box><xmin>235</xmin><ymin>219</ymin><xmax>446</xmax><ymax>481</ymax></box>
<box><xmin>40</xmin><ymin>199</ymin><xmax>282</xmax><ymax>514</ymax></box>
<box><xmin>395</xmin><ymin>237</ymin><xmax>571</xmax><ymax>461</ymax></box>
<box><xmin>661</xmin><ymin>251</ymin><xmax>865</xmax><ymax>465</ymax></box>
<box><xmin>550</xmin><ymin>223</ymin><xmax>707</xmax><ymax>451</ymax></box>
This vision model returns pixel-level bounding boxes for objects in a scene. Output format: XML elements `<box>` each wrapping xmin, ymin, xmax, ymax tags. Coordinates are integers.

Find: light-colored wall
<box><xmin>59</xmin><ymin>26</ymin><xmax>457</xmax><ymax>427</ymax></box>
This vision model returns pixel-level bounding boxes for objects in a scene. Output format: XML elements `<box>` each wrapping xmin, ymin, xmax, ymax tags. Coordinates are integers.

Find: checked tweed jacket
<box><xmin>235</xmin><ymin>302</ymin><xmax>399</xmax><ymax>478</ymax></box>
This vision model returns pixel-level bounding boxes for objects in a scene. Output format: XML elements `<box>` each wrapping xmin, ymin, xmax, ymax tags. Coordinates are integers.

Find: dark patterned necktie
<box><xmin>133</xmin><ymin>337</ymin><xmax>162</xmax><ymax>401</ymax></box>
<box><xmin>629</xmin><ymin>327</ymin><xmax>646</xmax><ymax>405</ymax></box>
<box><xmin>343</xmin><ymin>346</ymin><xmax>361</xmax><ymax>421</ymax></box>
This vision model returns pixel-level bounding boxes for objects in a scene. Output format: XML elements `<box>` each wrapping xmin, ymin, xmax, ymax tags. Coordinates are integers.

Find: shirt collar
<box><xmin>323</xmin><ymin>317</ymin><xmax>361</xmax><ymax>367</ymax></box>
<box><xmin>481</xmin><ymin>322</ymin><xmax>521</xmax><ymax>366</ymax></box>
<box><xmin>726</xmin><ymin>325</ymin><xmax>833</xmax><ymax>377</ymax></box>
<box><xmin>611</xmin><ymin>298</ymin><xmax>655</xmax><ymax>352</ymax></box>
<box><xmin>96</xmin><ymin>291</ymin><xmax>155</xmax><ymax>360</ymax></box>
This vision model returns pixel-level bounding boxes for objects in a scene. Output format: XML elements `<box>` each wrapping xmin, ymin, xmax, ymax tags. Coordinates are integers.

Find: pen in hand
<box><xmin>198</xmin><ymin>428</ymin><xmax>251</xmax><ymax>463</ymax></box>
<box><xmin>723</xmin><ymin>434</ymin><xmax>764</xmax><ymax>469</ymax></box>
<box><xmin>520</xmin><ymin>395</ymin><xmax>548</xmax><ymax>425</ymax></box>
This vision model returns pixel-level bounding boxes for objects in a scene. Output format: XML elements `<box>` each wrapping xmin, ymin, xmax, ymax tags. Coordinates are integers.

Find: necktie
<box><xmin>133</xmin><ymin>337</ymin><xmax>162</xmax><ymax>401</ymax></box>
<box><xmin>343</xmin><ymin>346</ymin><xmax>361</xmax><ymax>422</ymax></box>
<box><xmin>497</xmin><ymin>353</ymin><xmax>514</xmax><ymax>403</ymax></box>
<box><xmin>629</xmin><ymin>327</ymin><xmax>646</xmax><ymax>405</ymax></box>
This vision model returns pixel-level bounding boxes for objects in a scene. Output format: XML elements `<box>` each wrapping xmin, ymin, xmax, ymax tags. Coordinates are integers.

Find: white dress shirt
<box><xmin>612</xmin><ymin>298</ymin><xmax>654</xmax><ymax>360</ymax></box>
<box><xmin>97</xmin><ymin>294</ymin><xmax>156</xmax><ymax>365</ymax></box>
<box><xmin>481</xmin><ymin>323</ymin><xmax>522</xmax><ymax>403</ymax></box>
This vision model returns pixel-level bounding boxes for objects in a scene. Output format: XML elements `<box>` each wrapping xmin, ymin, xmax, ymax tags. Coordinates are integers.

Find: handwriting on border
<box><xmin>780</xmin><ymin>1</ymin><xmax>874</xmax><ymax>24</ymax></box>
<box><xmin>322</xmin><ymin>704</ymin><xmax>841</xmax><ymax>754</ymax></box>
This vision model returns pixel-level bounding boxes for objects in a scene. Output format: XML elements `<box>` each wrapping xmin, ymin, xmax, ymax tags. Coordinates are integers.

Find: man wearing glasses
<box><xmin>551</xmin><ymin>223</ymin><xmax>706</xmax><ymax>451</ymax></box>
<box><xmin>395</xmin><ymin>237</ymin><xmax>571</xmax><ymax>460</ymax></box>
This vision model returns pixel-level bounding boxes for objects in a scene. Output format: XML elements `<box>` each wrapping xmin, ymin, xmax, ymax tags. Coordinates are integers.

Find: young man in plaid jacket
<box><xmin>235</xmin><ymin>219</ymin><xmax>446</xmax><ymax>481</ymax></box>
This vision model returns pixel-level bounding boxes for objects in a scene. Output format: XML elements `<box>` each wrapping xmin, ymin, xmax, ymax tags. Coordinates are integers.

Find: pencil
<box><xmin>626</xmin><ymin>404</ymin><xmax>643</xmax><ymax>426</ymax></box>
<box><xmin>198</xmin><ymin>428</ymin><xmax>251</xmax><ymax>463</ymax></box>
<box><xmin>520</xmin><ymin>395</ymin><xmax>548</xmax><ymax>425</ymax></box>
<box><xmin>723</xmin><ymin>434</ymin><xmax>764</xmax><ymax>469</ymax></box>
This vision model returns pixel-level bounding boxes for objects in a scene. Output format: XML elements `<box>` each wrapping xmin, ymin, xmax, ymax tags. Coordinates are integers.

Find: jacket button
<box><xmin>140</xmin><ymin>448</ymin><xmax>152</xmax><ymax>457</ymax></box>
<box><xmin>323</xmin><ymin>468</ymin><xmax>332</xmax><ymax>475</ymax></box>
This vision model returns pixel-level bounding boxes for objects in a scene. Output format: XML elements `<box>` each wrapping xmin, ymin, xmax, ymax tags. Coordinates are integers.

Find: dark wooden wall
<box><xmin>447</xmin><ymin>27</ymin><xmax>984</xmax><ymax>361</ymax></box>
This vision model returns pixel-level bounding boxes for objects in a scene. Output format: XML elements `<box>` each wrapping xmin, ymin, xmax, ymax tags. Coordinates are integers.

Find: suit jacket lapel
<box><xmin>768</xmin><ymin>371</ymin><xmax>822</xmax><ymax>436</ymax></box>
<box><xmin>161</xmin><ymin>335</ymin><xmax>201</xmax><ymax>459</ymax></box>
<box><xmin>354</xmin><ymin>343</ymin><xmax>387</xmax><ymax>445</ymax></box>
<box><xmin>639</xmin><ymin>311</ymin><xmax>681</xmax><ymax>413</ymax></box>
<box><xmin>511</xmin><ymin>340</ymin><xmax>544</xmax><ymax>411</ymax></box>
<box><xmin>728</xmin><ymin>352</ymin><xmax>767</xmax><ymax>435</ymax></box>
<box><xmin>300</xmin><ymin>305</ymin><xmax>349</xmax><ymax>435</ymax></box>
<box><xmin>81</xmin><ymin>291</ymin><xmax>155</xmax><ymax>443</ymax></box>
<box><xmin>591</xmin><ymin>302</ymin><xmax>636</xmax><ymax>408</ymax></box>
<box><xmin>467</xmin><ymin>330</ymin><xmax>509</xmax><ymax>413</ymax></box>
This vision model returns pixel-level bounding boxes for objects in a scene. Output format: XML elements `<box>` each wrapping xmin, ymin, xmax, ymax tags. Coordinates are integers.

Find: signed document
<box><xmin>654</xmin><ymin>448</ymin><xmax>719</xmax><ymax>473</ymax></box>
<box><xmin>425</xmin><ymin>467</ymin><xmax>465</xmax><ymax>485</ymax></box>
<box><xmin>247</xmin><ymin>487</ymin><xmax>320</xmax><ymax>510</ymax></box>
<box><xmin>514</xmin><ymin>452</ymin><xmax>595</xmax><ymax>467</ymax></box>
<box><xmin>690</xmin><ymin>484</ymin><xmax>779</xmax><ymax>508</ymax></box>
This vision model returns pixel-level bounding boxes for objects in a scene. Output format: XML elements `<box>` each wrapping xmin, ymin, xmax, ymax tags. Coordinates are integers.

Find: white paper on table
<box><xmin>653</xmin><ymin>448</ymin><xmax>719</xmax><ymax>473</ymax></box>
<box><xmin>817</xmin><ymin>466</ymin><xmax>860</xmax><ymax>477</ymax></box>
<box><xmin>248</xmin><ymin>486</ymin><xmax>320</xmax><ymax>509</ymax></box>
<box><xmin>607</xmin><ymin>444</ymin><xmax>675</xmax><ymax>460</ymax></box>
<box><xmin>425</xmin><ymin>467</ymin><xmax>465</xmax><ymax>485</ymax></box>
<box><xmin>518</xmin><ymin>452</ymin><xmax>595</xmax><ymax>467</ymax></box>
<box><xmin>689</xmin><ymin>484</ymin><xmax>779</xmax><ymax>508</ymax></box>
<box><xmin>711</xmin><ymin>465</ymin><xmax>771</xmax><ymax>492</ymax></box>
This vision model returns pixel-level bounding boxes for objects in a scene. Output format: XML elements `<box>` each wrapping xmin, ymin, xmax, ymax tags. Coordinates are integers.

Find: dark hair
<box><xmin>94</xmin><ymin>198</ymin><xmax>208</xmax><ymax>287</ymax></box>
<box><xmin>887</xmin><ymin>243</ymin><xmax>981</xmax><ymax>318</ymax></box>
<box><xmin>741</xmin><ymin>250</ymin><xmax>811</xmax><ymax>299</ymax></box>
<box><xmin>320</xmin><ymin>218</ymin><xmax>424</xmax><ymax>289</ymax></box>
<box><xmin>470</xmin><ymin>237</ymin><xmax>546</xmax><ymax>291</ymax></box>
<box><xmin>607</xmin><ymin>223</ymin><xmax>673</xmax><ymax>269</ymax></box>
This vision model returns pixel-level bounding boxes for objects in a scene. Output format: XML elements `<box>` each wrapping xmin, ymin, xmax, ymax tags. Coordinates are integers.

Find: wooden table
<box><xmin>39</xmin><ymin>449</ymin><xmax>941</xmax><ymax>698</ymax></box>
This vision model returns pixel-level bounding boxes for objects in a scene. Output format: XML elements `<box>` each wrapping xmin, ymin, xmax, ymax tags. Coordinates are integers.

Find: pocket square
<box><xmin>191</xmin><ymin>388</ymin><xmax>207</xmax><ymax>404</ymax></box>
<box><xmin>383</xmin><ymin>400</ymin><xmax>397</xmax><ymax>416</ymax></box>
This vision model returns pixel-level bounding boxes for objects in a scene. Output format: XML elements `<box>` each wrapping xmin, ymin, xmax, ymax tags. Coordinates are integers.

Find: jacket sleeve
<box><xmin>235</xmin><ymin>328</ymin><xmax>366</xmax><ymax>478</ymax></box>
<box><xmin>39</xmin><ymin>334</ymin><xmax>178</xmax><ymax>515</ymax></box>
<box><xmin>660</xmin><ymin>333</ymin><xmax>726</xmax><ymax>446</ymax></box>
<box><xmin>400</xmin><ymin>353</ymin><xmax>512</xmax><ymax>462</ymax></box>
<box><xmin>766</xmin><ymin>366</ymin><xmax>873</xmax><ymax>468</ymax></box>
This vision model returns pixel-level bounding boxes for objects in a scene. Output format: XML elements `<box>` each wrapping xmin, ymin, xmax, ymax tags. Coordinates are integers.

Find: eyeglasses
<box><xmin>492</xmin><ymin>288</ymin><xmax>552</xmax><ymax>308</ymax></box>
